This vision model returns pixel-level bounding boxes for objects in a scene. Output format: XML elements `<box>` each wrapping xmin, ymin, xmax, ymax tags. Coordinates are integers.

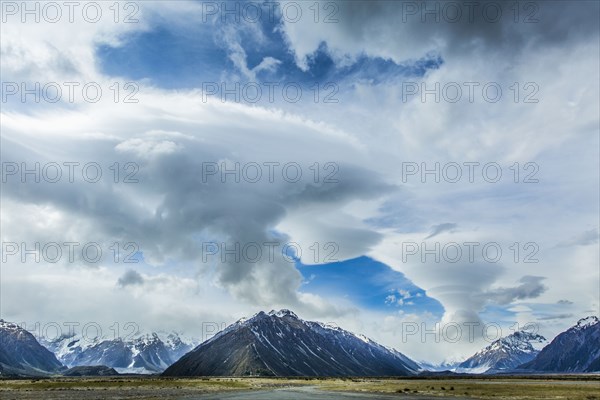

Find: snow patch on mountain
<box><xmin>575</xmin><ymin>316</ymin><xmax>599</xmax><ymax>330</ymax></box>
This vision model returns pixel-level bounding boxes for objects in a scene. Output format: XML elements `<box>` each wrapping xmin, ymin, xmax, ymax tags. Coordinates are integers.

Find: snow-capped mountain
<box><xmin>0</xmin><ymin>319</ymin><xmax>64</xmax><ymax>376</ymax></box>
<box><xmin>455</xmin><ymin>331</ymin><xmax>547</xmax><ymax>374</ymax></box>
<box><xmin>41</xmin><ymin>331</ymin><xmax>199</xmax><ymax>374</ymax></box>
<box><xmin>419</xmin><ymin>358</ymin><xmax>462</xmax><ymax>372</ymax></box>
<box><xmin>519</xmin><ymin>316</ymin><xmax>600</xmax><ymax>372</ymax></box>
<box><xmin>163</xmin><ymin>309</ymin><xmax>420</xmax><ymax>377</ymax></box>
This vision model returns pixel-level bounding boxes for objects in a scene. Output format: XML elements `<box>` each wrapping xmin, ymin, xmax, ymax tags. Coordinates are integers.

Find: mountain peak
<box><xmin>575</xmin><ymin>316</ymin><xmax>599</xmax><ymax>329</ymax></box>
<box><xmin>482</xmin><ymin>330</ymin><xmax>547</xmax><ymax>353</ymax></box>
<box><xmin>268</xmin><ymin>309</ymin><xmax>299</xmax><ymax>319</ymax></box>
<box><xmin>0</xmin><ymin>319</ymin><xmax>20</xmax><ymax>330</ymax></box>
<box><xmin>457</xmin><ymin>330</ymin><xmax>548</xmax><ymax>373</ymax></box>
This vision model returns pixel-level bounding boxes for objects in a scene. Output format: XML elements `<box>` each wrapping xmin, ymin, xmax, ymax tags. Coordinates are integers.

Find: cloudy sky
<box><xmin>1</xmin><ymin>0</ymin><xmax>598</xmax><ymax>363</ymax></box>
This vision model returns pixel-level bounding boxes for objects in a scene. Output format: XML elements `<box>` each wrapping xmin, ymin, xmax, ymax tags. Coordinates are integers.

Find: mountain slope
<box><xmin>42</xmin><ymin>332</ymin><xmax>198</xmax><ymax>374</ymax></box>
<box><xmin>456</xmin><ymin>331</ymin><xmax>547</xmax><ymax>373</ymax></box>
<box><xmin>0</xmin><ymin>320</ymin><xmax>64</xmax><ymax>376</ymax></box>
<box><xmin>519</xmin><ymin>316</ymin><xmax>600</xmax><ymax>372</ymax></box>
<box><xmin>163</xmin><ymin>309</ymin><xmax>419</xmax><ymax>377</ymax></box>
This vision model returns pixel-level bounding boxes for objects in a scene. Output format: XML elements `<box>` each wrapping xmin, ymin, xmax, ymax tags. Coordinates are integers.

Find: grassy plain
<box><xmin>0</xmin><ymin>375</ymin><xmax>598</xmax><ymax>399</ymax></box>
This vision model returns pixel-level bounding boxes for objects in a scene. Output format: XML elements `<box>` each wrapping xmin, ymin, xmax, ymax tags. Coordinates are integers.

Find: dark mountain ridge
<box><xmin>0</xmin><ymin>319</ymin><xmax>64</xmax><ymax>376</ymax></box>
<box><xmin>163</xmin><ymin>309</ymin><xmax>420</xmax><ymax>377</ymax></box>
<box><xmin>519</xmin><ymin>316</ymin><xmax>600</xmax><ymax>372</ymax></box>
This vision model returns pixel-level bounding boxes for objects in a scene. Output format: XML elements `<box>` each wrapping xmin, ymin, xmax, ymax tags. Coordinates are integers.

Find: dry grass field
<box><xmin>319</xmin><ymin>376</ymin><xmax>600</xmax><ymax>399</ymax></box>
<box><xmin>0</xmin><ymin>375</ymin><xmax>598</xmax><ymax>399</ymax></box>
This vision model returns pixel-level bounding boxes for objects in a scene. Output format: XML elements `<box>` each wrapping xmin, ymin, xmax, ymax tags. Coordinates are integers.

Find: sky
<box><xmin>1</xmin><ymin>0</ymin><xmax>599</xmax><ymax>363</ymax></box>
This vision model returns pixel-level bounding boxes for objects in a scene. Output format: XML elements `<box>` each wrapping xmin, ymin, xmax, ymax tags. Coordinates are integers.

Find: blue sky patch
<box><xmin>298</xmin><ymin>256</ymin><xmax>444</xmax><ymax>315</ymax></box>
<box><xmin>95</xmin><ymin>8</ymin><xmax>442</xmax><ymax>91</ymax></box>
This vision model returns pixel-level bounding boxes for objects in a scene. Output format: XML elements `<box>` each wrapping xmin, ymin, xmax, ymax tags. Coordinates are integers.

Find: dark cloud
<box><xmin>538</xmin><ymin>313</ymin><xmax>575</xmax><ymax>321</ymax></box>
<box><xmin>481</xmin><ymin>276</ymin><xmax>547</xmax><ymax>305</ymax></box>
<box><xmin>424</xmin><ymin>222</ymin><xmax>457</xmax><ymax>239</ymax></box>
<box><xmin>1</xmin><ymin>111</ymin><xmax>394</xmax><ymax>308</ymax></box>
<box><xmin>294</xmin><ymin>0</ymin><xmax>600</xmax><ymax>61</ymax></box>
<box><xmin>117</xmin><ymin>270</ymin><xmax>145</xmax><ymax>287</ymax></box>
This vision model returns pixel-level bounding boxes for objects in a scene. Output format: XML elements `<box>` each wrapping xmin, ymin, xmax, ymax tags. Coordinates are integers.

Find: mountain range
<box><xmin>1</xmin><ymin>313</ymin><xmax>599</xmax><ymax>377</ymax></box>
<box><xmin>41</xmin><ymin>331</ymin><xmax>199</xmax><ymax>374</ymax></box>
